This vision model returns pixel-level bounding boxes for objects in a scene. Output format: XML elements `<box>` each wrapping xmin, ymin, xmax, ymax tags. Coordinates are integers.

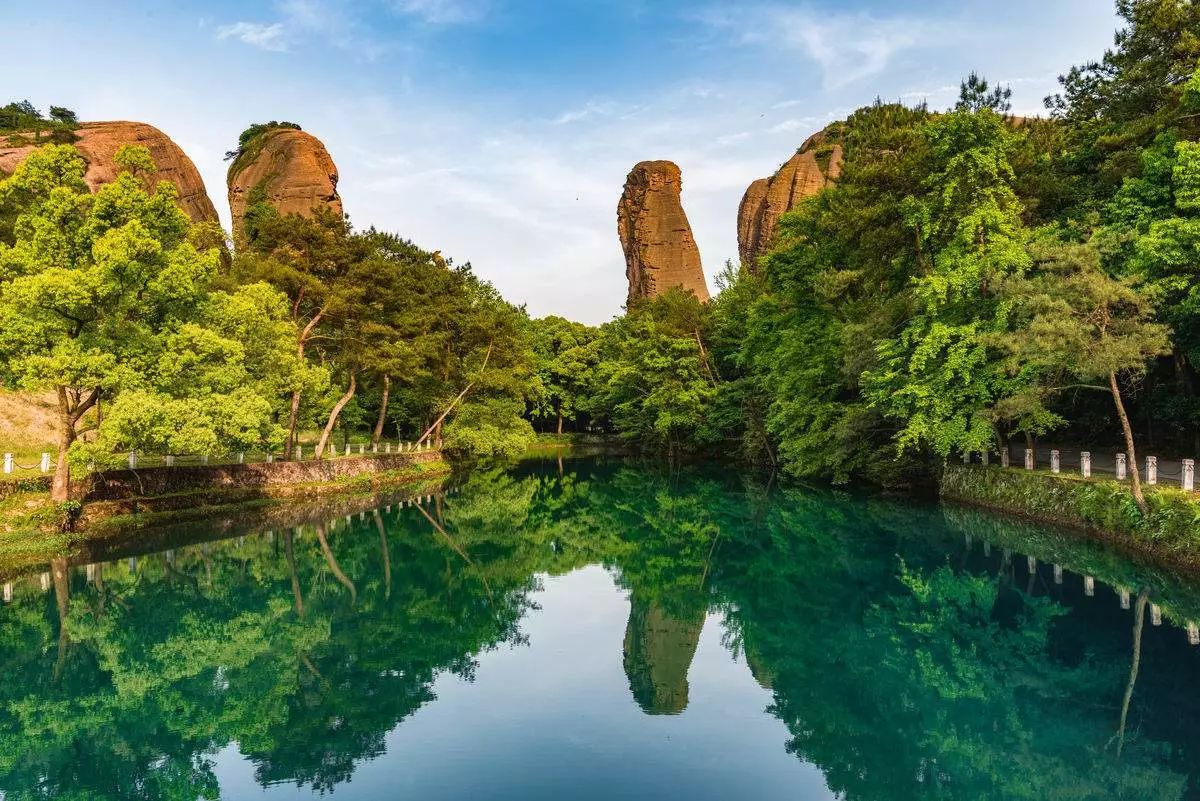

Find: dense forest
<box><xmin>530</xmin><ymin>1</ymin><xmax>1200</xmax><ymax>502</ymax></box>
<box><xmin>2</xmin><ymin>0</ymin><xmax>1198</xmax><ymax>503</ymax></box>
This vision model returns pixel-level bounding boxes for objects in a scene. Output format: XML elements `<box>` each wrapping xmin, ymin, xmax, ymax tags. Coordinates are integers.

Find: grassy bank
<box><xmin>941</xmin><ymin>464</ymin><xmax>1200</xmax><ymax>573</ymax></box>
<box><xmin>0</xmin><ymin>456</ymin><xmax>451</xmax><ymax>568</ymax></box>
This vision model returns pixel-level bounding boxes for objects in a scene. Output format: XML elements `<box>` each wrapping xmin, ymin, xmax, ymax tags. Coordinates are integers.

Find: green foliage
<box><xmin>942</xmin><ymin>464</ymin><xmax>1200</xmax><ymax>558</ymax></box>
<box><xmin>0</xmin><ymin>100</ymin><xmax>77</xmax><ymax>144</ymax></box>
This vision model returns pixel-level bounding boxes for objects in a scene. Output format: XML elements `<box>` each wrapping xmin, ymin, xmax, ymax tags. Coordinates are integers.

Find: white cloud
<box><xmin>694</xmin><ymin>5</ymin><xmax>955</xmax><ymax>89</ymax></box>
<box><xmin>216</xmin><ymin>21</ymin><xmax>290</xmax><ymax>51</ymax></box>
<box><xmin>390</xmin><ymin>0</ymin><xmax>488</xmax><ymax>25</ymax></box>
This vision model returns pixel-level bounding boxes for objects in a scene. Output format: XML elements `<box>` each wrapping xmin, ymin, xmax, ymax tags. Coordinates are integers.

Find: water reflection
<box><xmin>0</xmin><ymin>458</ymin><xmax>1198</xmax><ymax>799</ymax></box>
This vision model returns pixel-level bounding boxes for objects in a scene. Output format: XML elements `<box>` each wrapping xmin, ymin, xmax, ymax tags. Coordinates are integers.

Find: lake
<box><xmin>2</xmin><ymin>457</ymin><xmax>1200</xmax><ymax>800</ymax></box>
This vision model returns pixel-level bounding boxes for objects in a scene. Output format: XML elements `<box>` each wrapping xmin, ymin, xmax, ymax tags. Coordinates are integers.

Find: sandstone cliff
<box><xmin>0</xmin><ymin>121</ymin><xmax>218</xmax><ymax>222</ymax></box>
<box><xmin>618</xmin><ymin>160</ymin><xmax>709</xmax><ymax>305</ymax></box>
<box><xmin>738</xmin><ymin>129</ymin><xmax>843</xmax><ymax>268</ymax></box>
<box><xmin>227</xmin><ymin>127</ymin><xmax>341</xmax><ymax>244</ymax></box>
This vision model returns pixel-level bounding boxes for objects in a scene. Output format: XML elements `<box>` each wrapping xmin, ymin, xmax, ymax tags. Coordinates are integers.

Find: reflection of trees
<box><xmin>0</xmin><ymin>459</ymin><xmax>1197</xmax><ymax>798</ymax></box>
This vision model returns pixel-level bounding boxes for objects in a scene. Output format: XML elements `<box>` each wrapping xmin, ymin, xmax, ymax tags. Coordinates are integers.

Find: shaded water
<box><xmin>2</xmin><ymin>457</ymin><xmax>1200</xmax><ymax>799</ymax></box>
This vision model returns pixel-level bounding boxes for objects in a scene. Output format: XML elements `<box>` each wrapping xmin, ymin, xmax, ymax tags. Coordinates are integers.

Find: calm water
<box><xmin>2</xmin><ymin>458</ymin><xmax>1200</xmax><ymax>800</ymax></box>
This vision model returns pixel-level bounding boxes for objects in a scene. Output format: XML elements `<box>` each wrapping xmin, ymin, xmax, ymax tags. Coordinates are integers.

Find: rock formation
<box><xmin>227</xmin><ymin>127</ymin><xmax>341</xmax><ymax>245</ymax></box>
<box><xmin>738</xmin><ymin>129</ymin><xmax>843</xmax><ymax>268</ymax></box>
<box><xmin>618</xmin><ymin>160</ymin><xmax>708</xmax><ymax>305</ymax></box>
<box><xmin>622</xmin><ymin>596</ymin><xmax>705</xmax><ymax>715</ymax></box>
<box><xmin>0</xmin><ymin>121</ymin><xmax>218</xmax><ymax>223</ymax></box>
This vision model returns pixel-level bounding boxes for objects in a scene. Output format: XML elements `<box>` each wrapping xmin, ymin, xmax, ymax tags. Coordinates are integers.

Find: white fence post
<box><xmin>40</xmin><ymin>453</ymin><xmax>50</xmax><ymax>473</ymax></box>
<box><xmin>164</xmin><ymin>455</ymin><xmax>174</xmax><ymax>467</ymax></box>
<box><xmin>345</xmin><ymin>443</ymin><xmax>351</xmax><ymax>456</ymax></box>
<box><xmin>266</xmin><ymin>454</ymin><xmax>274</xmax><ymax>463</ymax></box>
<box><xmin>201</xmin><ymin>454</ymin><xmax>209</xmax><ymax>466</ymax></box>
<box><xmin>295</xmin><ymin>445</ymin><xmax>302</xmax><ymax>461</ymax></box>
<box><xmin>1081</xmin><ymin>451</ymin><xmax>1091</xmax><ymax>478</ymax></box>
<box><xmin>982</xmin><ymin>450</ymin><xmax>989</xmax><ymax>466</ymax></box>
<box><xmin>2</xmin><ymin>454</ymin><xmax>11</xmax><ymax>474</ymax></box>
<box><xmin>1053</xmin><ymin>564</ymin><xmax>1063</xmax><ymax>584</ymax></box>
<box><xmin>1147</xmin><ymin>456</ymin><xmax>1157</xmax><ymax>485</ymax></box>
<box><xmin>372</xmin><ymin>443</ymin><xmax>378</xmax><ymax>453</ymax></box>
<box><xmin>359</xmin><ymin>444</ymin><xmax>365</xmax><ymax>455</ymax></box>
<box><xmin>1119</xmin><ymin>588</ymin><xmax>1131</xmax><ymax>609</ymax></box>
<box><xmin>963</xmin><ymin>451</ymin><xmax>970</xmax><ymax>465</ymax></box>
<box><xmin>1151</xmin><ymin>603</ymin><xmax>1162</xmax><ymax>626</ymax></box>
<box><xmin>1189</xmin><ymin>622</ymin><xmax>1199</xmax><ymax>646</ymax></box>
<box><xmin>1084</xmin><ymin>575</ymin><xmax>1095</xmax><ymax>597</ymax></box>
<box><xmin>1024</xmin><ymin>448</ymin><xmax>1034</xmax><ymax>470</ymax></box>
<box><xmin>1185</xmin><ymin>459</ymin><xmax>1195</xmax><ymax>491</ymax></box>
<box><xmin>1</xmin><ymin>583</ymin><xmax>10</xmax><ymax>603</ymax></box>
<box><xmin>1116</xmin><ymin>453</ymin><xmax>1127</xmax><ymax>480</ymax></box>
<box><xmin>237</xmin><ymin>452</ymin><xmax>245</xmax><ymax>464</ymax></box>
<box><xmin>128</xmin><ymin>452</ymin><xmax>138</xmax><ymax>469</ymax></box>
<box><xmin>1001</xmin><ymin>448</ymin><xmax>1010</xmax><ymax>468</ymax></box>
<box><xmin>1050</xmin><ymin>449</ymin><xmax>1060</xmax><ymax>474</ymax></box>
<box><xmin>386</xmin><ymin>443</ymin><xmax>392</xmax><ymax>454</ymax></box>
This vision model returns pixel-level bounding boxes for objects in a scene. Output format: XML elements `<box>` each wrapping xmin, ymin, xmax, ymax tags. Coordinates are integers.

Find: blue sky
<box><xmin>5</xmin><ymin>0</ymin><xmax>1119</xmax><ymax>323</ymax></box>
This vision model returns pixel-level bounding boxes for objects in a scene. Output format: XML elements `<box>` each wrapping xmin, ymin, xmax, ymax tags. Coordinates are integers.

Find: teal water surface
<box><xmin>2</xmin><ymin>458</ymin><xmax>1200</xmax><ymax>799</ymax></box>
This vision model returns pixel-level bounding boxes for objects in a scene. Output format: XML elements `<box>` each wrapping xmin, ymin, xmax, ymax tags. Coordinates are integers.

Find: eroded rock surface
<box><xmin>738</xmin><ymin>130</ymin><xmax>843</xmax><ymax>268</ymax></box>
<box><xmin>227</xmin><ymin>128</ymin><xmax>341</xmax><ymax>244</ymax></box>
<box><xmin>618</xmin><ymin>160</ymin><xmax>708</xmax><ymax>305</ymax></box>
<box><xmin>0</xmin><ymin>121</ymin><xmax>218</xmax><ymax>222</ymax></box>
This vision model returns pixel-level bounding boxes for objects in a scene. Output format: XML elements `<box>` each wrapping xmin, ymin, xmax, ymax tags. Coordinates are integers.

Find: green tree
<box><xmin>529</xmin><ymin>315</ymin><xmax>599</xmax><ymax>434</ymax></box>
<box><xmin>0</xmin><ymin>144</ymin><xmax>298</xmax><ymax>499</ymax></box>
<box><xmin>865</xmin><ymin>105</ymin><xmax>1031</xmax><ymax>458</ymax></box>
<box><xmin>994</xmin><ymin>237</ymin><xmax>1171</xmax><ymax>512</ymax></box>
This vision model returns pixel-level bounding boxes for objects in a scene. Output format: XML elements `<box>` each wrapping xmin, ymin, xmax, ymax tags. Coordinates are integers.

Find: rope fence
<box><xmin>2</xmin><ymin>439</ymin><xmax>444</xmax><ymax>478</ymax></box>
<box><xmin>962</xmin><ymin>443</ymin><xmax>1200</xmax><ymax>492</ymax></box>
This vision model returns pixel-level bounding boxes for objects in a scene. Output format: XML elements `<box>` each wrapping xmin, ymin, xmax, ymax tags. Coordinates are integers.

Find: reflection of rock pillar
<box><xmin>623</xmin><ymin>597</ymin><xmax>704</xmax><ymax>714</ymax></box>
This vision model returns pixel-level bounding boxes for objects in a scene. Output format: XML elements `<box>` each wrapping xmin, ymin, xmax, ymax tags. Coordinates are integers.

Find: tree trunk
<box><xmin>51</xmin><ymin>411</ymin><xmax>76</xmax><ymax>503</ymax></box>
<box><xmin>51</xmin><ymin>557</ymin><xmax>70</xmax><ymax>682</ymax></box>
<box><xmin>373</xmin><ymin>510</ymin><xmax>391</xmax><ymax>600</ymax></box>
<box><xmin>315</xmin><ymin>373</ymin><xmax>357</xmax><ymax>458</ymax></box>
<box><xmin>1116</xmin><ymin>587</ymin><xmax>1149</xmax><ymax>758</ymax></box>
<box><xmin>372</xmin><ymin>375</ymin><xmax>391</xmax><ymax>446</ymax></box>
<box><xmin>315</xmin><ymin>522</ymin><xmax>356</xmax><ymax>605</ymax></box>
<box><xmin>1111</xmin><ymin>371</ymin><xmax>1147</xmax><ymax>514</ymax></box>
<box><xmin>418</xmin><ymin>343</ymin><xmax>493</xmax><ymax>445</ymax></box>
<box><xmin>556</xmin><ymin>408</ymin><xmax>563</xmax><ymax>435</ymax></box>
<box><xmin>284</xmin><ymin>530</ymin><xmax>305</xmax><ymax>618</ymax></box>
<box><xmin>284</xmin><ymin>389</ymin><xmax>302</xmax><ymax>458</ymax></box>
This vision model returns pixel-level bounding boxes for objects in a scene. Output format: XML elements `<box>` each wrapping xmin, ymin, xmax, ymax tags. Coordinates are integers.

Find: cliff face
<box><xmin>618</xmin><ymin>160</ymin><xmax>709</xmax><ymax>305</ymax></box>
<box><xmin>227</xmin><ymin>128</ymin><xmax>341</xmax><ymax>243</ymax></box>
<box><xmin>738</xmin><ymin>130</ymin><xmax>843</xmax><ymax>268</ymax></box>
<box><xmin>0</xmin><ymin>121</ymin><xmax>218</xmax><ymax>223</ymax></box>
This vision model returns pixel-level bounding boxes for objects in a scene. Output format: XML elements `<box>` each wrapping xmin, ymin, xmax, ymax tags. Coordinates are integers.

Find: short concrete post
<box><xmin>1119</xmin><ymin>588</ymin><xmax>1131</xmax><ymax>609</ymax></box>
<box><xmin>40</xmin><ymin>453</ymin><xmax>50</xmax><ymax>473</ymax></box>
<box><xmin>1185</xmin><ymin>459</ymin><xmax>1196</xmax><ymax>491</ymax></box>
<box><xmin>963</xmin><ymin>451</ymin><xmax>970</xmax><ymax>465</ymax></box>
<box><xmin>2</xmin><ymin>583</ymin><xmax>11</xmax><ymax>602</ymax></box>
<box><xmin>201</xmin><ymin>454</ymin><xmax>209</xmax><ymax>466</ymax></box>
<box><xmin>164</xmin><ymin>454</ymin><xmax>174</xmax><ymax>467</ymax></box>
<box><xmin>345</xmin><ymin>443</ymin><xmax>351</xmax><ymax>456</ymax></box>
<box><xmin>86</xmin><ymin>564</ymin><xmax>95</xmax><ymax>583</ymax></box>
<box><xmin>1027</xmin><ymin>555</ymin><xmax>1036</xmax><ymax>574</ymax></box>
<box><xmin>1151</xmin><ymin>604</ymin><xmax>1162</xmax><ymax>626</ymax></box>
<box><xmin>128</xmin><ymin>452</ymin><xmax>138</xmax><ymax>469</ymax></box>
<box><xmin>1025</xmin><ymin>448</ymin><xmax>1034</xmax><ymax>470</ymax></box>
<box><xmin>1053</xmin><ymin>564</ymin><xmax>1063</xmax><ymax>584</ymax></box>
<box><xmin>982</xmin><ymin>450</ymin><xmax>989</xmax><ymax>466</ymax></box>
<box><xmin>386</xmin><ymin>443</ymin><xmax>392</xmax><ymax>454</ymax></box>
<box><xmin>295</xmin><ymin>445</ymin><xmax>302</xmax><ymax>461</ymax></box>
<box><xmin>1001</xmin><ymin>448</ymin><xmax>1010</xmax><ymax>468</ymax></box>
<box><xmin>266</xmin><ymin>454</ymin><xmax>274</xmax><ymax>463</ymax></box>
<box><xmin>2</xmin><ymin>454</ymin><xmax>11</xmax><ymax>474</ymax></box>
<box><xmin>237</xmin><ymin>452</ymin><xmax>245</xmax><ymax>464</ymax></box>
<box><xmin>1116</xmin><ymin>453</ymin><xmax>1127</xmax><ymax>480</ymax></box>
<box><xmin>372</xmin><ymin>443</ymin><xmax>378</xmax><ymax>454</ymax></box>
<box><xmin>128</xmin><ymin>557</ymin><xmax>136</xmax><ymax>571</ymax></box>
<box><xmin>1084</xmin><ymin>575</ymin><xmax>1095</xmax><ymax>597</ymax></box>
<box><xmin>983</xmin><ymin>541</ymin><xmax>991</xmax><ymax>557</ymax></box>
<box><xmin>39</xmin><ymin>573</ymin><xmax>49</xmax><ymax>591</ymax></box>
<box><xmin>1147</xmin><ymin>455</ymin><xmax>1157</xmax><ymax>485</ymax></box>
<box><xmin>1189</xmin><ymin>622</ymin><xmax>1199</xmax><ymax>646</ymax></box>
<box><xmin>1081</xmin><ymin>451</ymin><xmax>1091</xmax><ymax>478</ymax></box>
<box><xmin>1050</xmin><ymin>449</ymin><xmax>1060</xmax><ymax>474</ymax></box>
<box><xmin>359</xmin><ymin>444</ymin><xmax>365</xmax><ymax>455</ymax></box>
